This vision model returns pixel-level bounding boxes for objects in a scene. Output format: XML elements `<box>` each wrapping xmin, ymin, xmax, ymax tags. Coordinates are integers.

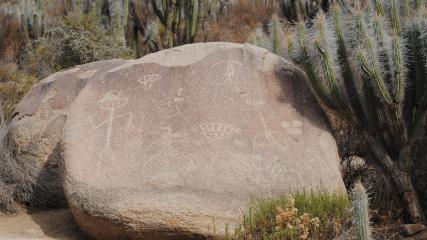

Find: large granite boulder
<box><xmin>62</xmin><ymin>42</ymin><xmax>345</xmax><ymax>239</ymax></box>
<box><xmin>7</xmin><ymin>59</ymin><xmax>127</xmax><ymax>207</ymax></box>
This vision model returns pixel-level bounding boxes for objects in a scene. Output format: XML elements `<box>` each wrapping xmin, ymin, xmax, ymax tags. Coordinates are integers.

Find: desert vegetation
<box><xmin>230</xmin><ymin>191</ymin><xmax>352</xmax><ymax>239</ymax></box>
<box><xmin>280</xmin><ymin>0</ymin><xmax>427</xmax><ymax>225</ymax></box>
<box><xmin>0</xmin><ymin>0</ymin><xmax>427</xmax><ymax>239</ymax></box>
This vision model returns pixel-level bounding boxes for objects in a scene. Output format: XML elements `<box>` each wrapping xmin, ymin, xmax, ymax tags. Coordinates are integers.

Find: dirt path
<box><xmin>0</xmin><ymin>209</ymin><xmax>90</xmax><ymax>240</ymax></box>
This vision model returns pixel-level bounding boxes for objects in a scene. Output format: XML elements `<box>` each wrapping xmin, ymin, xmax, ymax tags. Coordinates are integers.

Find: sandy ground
<box><xmin>0</xmin><ymin>209</ymin><xmax>90</xmax><ymax>240</ymax></box>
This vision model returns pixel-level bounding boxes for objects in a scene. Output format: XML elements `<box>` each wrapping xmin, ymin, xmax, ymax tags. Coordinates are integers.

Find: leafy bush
<box><xmin>230</xmin><ymin>191</ymin><xmax>351</xmax><ymax>239</ymax></box>
<box><xmin>23</xmin><ymin>15</ymin><xmax>133</xmax><ymax>78</ymax></box>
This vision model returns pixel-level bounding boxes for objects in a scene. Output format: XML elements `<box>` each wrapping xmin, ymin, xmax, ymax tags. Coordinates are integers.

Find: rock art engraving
<box><xmin>196</xmin><ymin>123</ymin><xmax>241</xmax><ymax>140</ymax></box>
<box><xmin>281</xmin><ymin>120</ymin><xmax>304</xmax><ymax>136</ymax></box>
<box><xmin>239</xmin><ymin>92</ymin><xmax>272</xmax><ymax>143</ymax></box>
<box><xmin>93</xmin><ymin>92</ymin><xmax>132</xmax><ymax>174</ymax></box>
<box><xmin>118</xmin><ymin>69</ymin><xmax>132</xmax><ymax>79</ymax></box>
<box><xmin>212</xmin><ymin>61</ymin><xmax>242</xmax><ymax>84</ymax></box>
<box><xmin>138</xmin><ymin>73</ymin><xmax>161</xmax><ymax>90</ymax></box>
<box><xmin>156</xmin><ymin>88</ymin><xmax>185</xmax><ymax>115</ymax></box>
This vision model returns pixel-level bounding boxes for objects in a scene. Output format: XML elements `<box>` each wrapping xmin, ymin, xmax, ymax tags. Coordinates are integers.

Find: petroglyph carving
<box><xmin>197</xmin><ymin>123</ymin><xmax>241</xmax><ymax>140</ymax></box>
<box><xmin>138</xmin><ymin>73</ymin><xmax>161</xmax><ymax>90</ymax></box>
<box><xmin>94</xmin><ymin>92</ymin><xmax>132</xmax><ymax>172</ymax></box>
<box><xmin>156</xmin><ymin>88</ymin><xmax>185</xmax><ymax>115</ymax></box>
<box><xmin>118</xmin><ymin>69</ymin><xmax>132</xmax><ymax>79</ymax></box>
<box><xmin>281</xmin><ymin>120</ymin><xmax>304</xmax><ymax>136</ymax></box>
<box><xmin>212</xmin><ymin>61</ymin><xmax>242</xmax><ymax>83</ymax></box>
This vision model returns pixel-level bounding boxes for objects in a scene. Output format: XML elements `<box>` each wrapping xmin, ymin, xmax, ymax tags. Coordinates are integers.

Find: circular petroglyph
<box><xmin>98</xmin><ymin>92</ymin><xmax>128</xmax><ymax>110</ymax></box>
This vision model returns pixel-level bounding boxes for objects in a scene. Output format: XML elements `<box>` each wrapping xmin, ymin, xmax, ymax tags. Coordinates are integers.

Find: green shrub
<box><xmin>231</xmin><ymin>191</ymin><xmax>351</xmax><ymax>239</ymax></box>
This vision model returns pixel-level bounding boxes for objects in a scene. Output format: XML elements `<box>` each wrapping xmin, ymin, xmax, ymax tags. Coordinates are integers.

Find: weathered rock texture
<box><xmin>7</xmin><ymin>59</ymin><xmax>127</xmax><ymax>207</ymax></box>
<box><xmin>62</xmin><ymin>42</ymin><xmax>345</xmax><ymax>239</ymax></box>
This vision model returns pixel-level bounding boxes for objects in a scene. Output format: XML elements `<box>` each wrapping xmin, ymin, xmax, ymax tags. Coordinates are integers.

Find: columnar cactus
<box><xmin>19</xmin><ymin>0</ymin><xmax>46</xmax><ymax>39</ymax></box>
<box><xmin>150</xmin><ymin>0</ymin><xmax>203</xmax><ymax>47</ymax></box>
<box><xmin>285</xmin><ymin>0</ymin><xmax>427</xmax><ymax>223</ymax></box>
<box><xmin>351</xmin><ymin>182</ymin><xmax>372</xmax><ymax>240</ymax></box>
<box><xmin>106</xmin><ymin>0</ymin><xmax>129</xmax><ymax>40</ymax></box>
<box><xmin>268</xmin><ymin>15</ymin><xmax>283</xmax><ymax>55</ymax></box>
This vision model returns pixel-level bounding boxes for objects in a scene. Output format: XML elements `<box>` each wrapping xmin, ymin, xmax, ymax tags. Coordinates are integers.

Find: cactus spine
<box><xmin>351</xmin><ymin>182</ymin><xmax>372</xmax><ymax>240</ymax></box>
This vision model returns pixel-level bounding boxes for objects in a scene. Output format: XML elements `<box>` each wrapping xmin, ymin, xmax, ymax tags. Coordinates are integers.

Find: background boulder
<box><xmin>6</xmin><ymin>59</ymin><xmax>127</xmax><ymax>208</ymax></box>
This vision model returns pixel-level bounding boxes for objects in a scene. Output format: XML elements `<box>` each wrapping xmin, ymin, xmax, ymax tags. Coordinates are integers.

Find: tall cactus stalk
<box><xmin>19</xmin><ymin>0</ymin><xmax>45</xmax><ymax>39</ymax></box>
<box><xmin>268</xmin><ymin>15</ymin><xmax>282</xmax><ymax>55</ymax></box>
<box><xmin>151</xmin><ymin>0</ymin><xmax>202</xmax><ymax>47</ymax></box>
<box><xmin>287</xmin><ymin>1</ymin><xmax>427</xmax><ymax>223</ymax></box>
<box><xmin>102</xmin><ymin>0</ymin><xmax>129</xmax><ymax>41</ymax></box>
<box><xmin>351</xmin><ymin>182</ymin><xmax>372</xmax><ymax>240</ymax></box>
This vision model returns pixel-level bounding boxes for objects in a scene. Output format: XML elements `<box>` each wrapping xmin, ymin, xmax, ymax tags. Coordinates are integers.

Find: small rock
<box><xmin>401</xmin><ymin>224</ymin><xmax>427</xmax><ymax>237</ymax></box>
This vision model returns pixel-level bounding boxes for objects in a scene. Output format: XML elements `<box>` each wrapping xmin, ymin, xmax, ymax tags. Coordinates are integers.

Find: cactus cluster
<box><xmin>277</xmin><ymin>0</ymin><xmax>427</xmax><ymax>223</ymax></box>
<box><xmin>351</xmin><ymin>182</ymin><xmax>372</xmax><ymax>240</ymax></box>
<box><xmin>150</xmin><ymin>0</ymin><xmax>218</xmax><ymax>48</ymax></box>
<box><xmin>248</xmin><ymin>15</ymin><xmax>290</xmax><ymax>56</ymax></box>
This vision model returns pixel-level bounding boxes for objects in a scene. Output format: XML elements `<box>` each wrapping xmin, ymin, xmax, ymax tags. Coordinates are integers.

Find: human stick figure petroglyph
<box><xmin>93</xmin><ymin>92</ymin><xmax>132</xmax><ymax>175</ymax></box>
<box><xmin>239</xmin><ymin>92</ymin><xmax>274</xmax><ymax>143</ymax></box>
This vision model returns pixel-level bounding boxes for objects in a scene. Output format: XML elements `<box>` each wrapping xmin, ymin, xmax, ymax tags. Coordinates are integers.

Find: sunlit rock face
<box><xmin>61</xmin><ymin>42</ymin><xmax>345</xmax><ymax>239</ymax></box>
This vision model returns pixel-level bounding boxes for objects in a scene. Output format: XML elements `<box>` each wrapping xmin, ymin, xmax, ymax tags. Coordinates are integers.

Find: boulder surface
<box><xmin>62</xmin><ymin>42</ymin><xmax>345</xmax><ymax>239</ymax></box>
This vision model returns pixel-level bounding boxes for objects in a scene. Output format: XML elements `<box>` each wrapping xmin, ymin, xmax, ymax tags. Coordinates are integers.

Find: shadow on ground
<box><xmin>0</xmin><ymin>209</ymin><xmax>90</xmax><ymax>239</ymax></box>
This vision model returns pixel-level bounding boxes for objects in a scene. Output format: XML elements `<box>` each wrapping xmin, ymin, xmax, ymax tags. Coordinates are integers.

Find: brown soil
<box><xmin>0</xmin><ymin>209</ymin><xmax>90</xmax><ymax>239</ymax></box>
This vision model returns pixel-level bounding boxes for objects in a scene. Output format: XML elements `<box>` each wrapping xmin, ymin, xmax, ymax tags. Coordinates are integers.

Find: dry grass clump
<box><xmin>198</xmin><ymin>0</ymin><xmax>277</xmax><ymax>43</ymax></box>
<box><xmin>0</xmin><ymin>13</ymin><xmax>25</xmax><ymax>62</ymax></box>
<box><xmin>0</xmin><ymin>107</ymin><xmax>46</xmax><ymax>212</ymax></box>
<box><xmin>0</xmin><ymin>71</ymin><xmax>37</xmax><ymax>118</ymax></box>
<box><xmin>229</xmin><ymin>191</ymin><xmax>351</xmax><ymax>240</ymax></box>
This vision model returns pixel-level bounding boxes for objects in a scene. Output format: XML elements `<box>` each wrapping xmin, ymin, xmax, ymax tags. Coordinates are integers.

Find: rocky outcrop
<box><xmin>61</xmin><ymin>42</ymin><xmax>346</xmax><ymax>239</ymax></box>
<box><xmin>7</xmin><ymin>59</ymin><xmax>127</xmax><ymax>207</ymax></box>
